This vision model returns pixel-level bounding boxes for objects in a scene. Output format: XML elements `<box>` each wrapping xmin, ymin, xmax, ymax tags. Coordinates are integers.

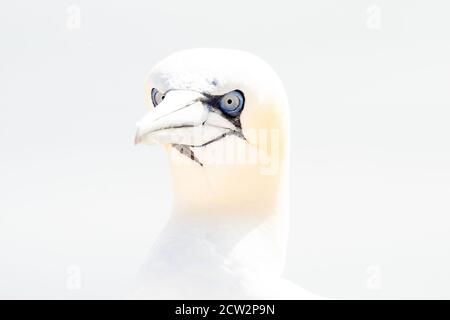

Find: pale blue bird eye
<box><xmin>151</xmin><ymin>88</ymin><xmax>165</xmax><ymax>107</ymax></box>
<box><xmin>219</xmin><ymin>90</ymin><xmax>244</xmax><ymax>117</ymax></box>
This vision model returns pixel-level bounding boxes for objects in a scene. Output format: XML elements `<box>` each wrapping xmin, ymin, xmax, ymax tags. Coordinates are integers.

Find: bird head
<box><xmin>135</xmin><ymin>49</ymin><xmax>289</xmax><ymax>216</ymax></box>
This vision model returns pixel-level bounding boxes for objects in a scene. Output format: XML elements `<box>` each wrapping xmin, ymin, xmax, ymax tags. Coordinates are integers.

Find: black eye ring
<box><xmin>218</xmin><ymin>90</ymin><xmax>245</xmax><ymax>117</ymax></box>
<box><xmin>151</xmin><ymin>88</ymin><xmax>165</xmax><ymax>107</ymax></box>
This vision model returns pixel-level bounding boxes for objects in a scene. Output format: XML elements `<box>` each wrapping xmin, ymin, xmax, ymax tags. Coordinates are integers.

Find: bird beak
<box><xmin>135</xmin><ymin>90</ymin><xmax>233</xmax><ymax>147</ymax></box>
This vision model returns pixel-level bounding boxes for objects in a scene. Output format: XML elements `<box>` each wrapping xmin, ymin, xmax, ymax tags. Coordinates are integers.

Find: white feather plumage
<box><xmin>134</xmin><ymin>49</ymin><xmax>322</xmax><ymax>299</ymax></box>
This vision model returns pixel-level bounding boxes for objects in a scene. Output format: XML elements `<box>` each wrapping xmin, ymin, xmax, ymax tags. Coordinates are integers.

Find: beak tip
<box><xmin>134</xmin><ymin>130</ymin><xmax>142</xmax><ymax>145</ymax></box>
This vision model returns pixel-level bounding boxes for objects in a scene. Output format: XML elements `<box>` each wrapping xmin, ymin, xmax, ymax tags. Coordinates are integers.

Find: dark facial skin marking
<box><xmin>171</xmin><ymin>90</ymin><xmax>246</xmax><ymax>166</ymax></box>
<box><xmin>172</xmin><ymin>144</ymin><xmax>203</xmax><ymax>166</ymax></box>
<box><xmin>201</xmin><ymin>90</ymin><xmax>244</xmax><ymax>130</ymax></box>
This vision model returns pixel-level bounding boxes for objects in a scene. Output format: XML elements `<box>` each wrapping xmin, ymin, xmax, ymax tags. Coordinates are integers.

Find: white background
<box><xmin>1</xmin><ymin>0</ymin><xmax>449</xmax><ymax>298</ymax></box>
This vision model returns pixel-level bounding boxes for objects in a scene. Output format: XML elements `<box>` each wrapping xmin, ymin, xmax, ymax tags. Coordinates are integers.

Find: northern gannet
<box><xmin>134</xmin><ymin>48</ymin><xmax>320</xmax><ymax>299</ymax></box>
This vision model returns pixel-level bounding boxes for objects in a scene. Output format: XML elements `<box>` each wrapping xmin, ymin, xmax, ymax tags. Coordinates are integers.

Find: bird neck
<box><xmin>167</xmin><ymin>134</ymin><xmax>286</xmax><ymax>215</ymax></box>
<box><xmin>165</xmin><ymin>138</ymin><xmax>289</xmax><ymax>275</ymax></box>
<box><xmin>165</xmin><ymin>204</ymin><xmax>289</xmax><ymax>276</ymax></box>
